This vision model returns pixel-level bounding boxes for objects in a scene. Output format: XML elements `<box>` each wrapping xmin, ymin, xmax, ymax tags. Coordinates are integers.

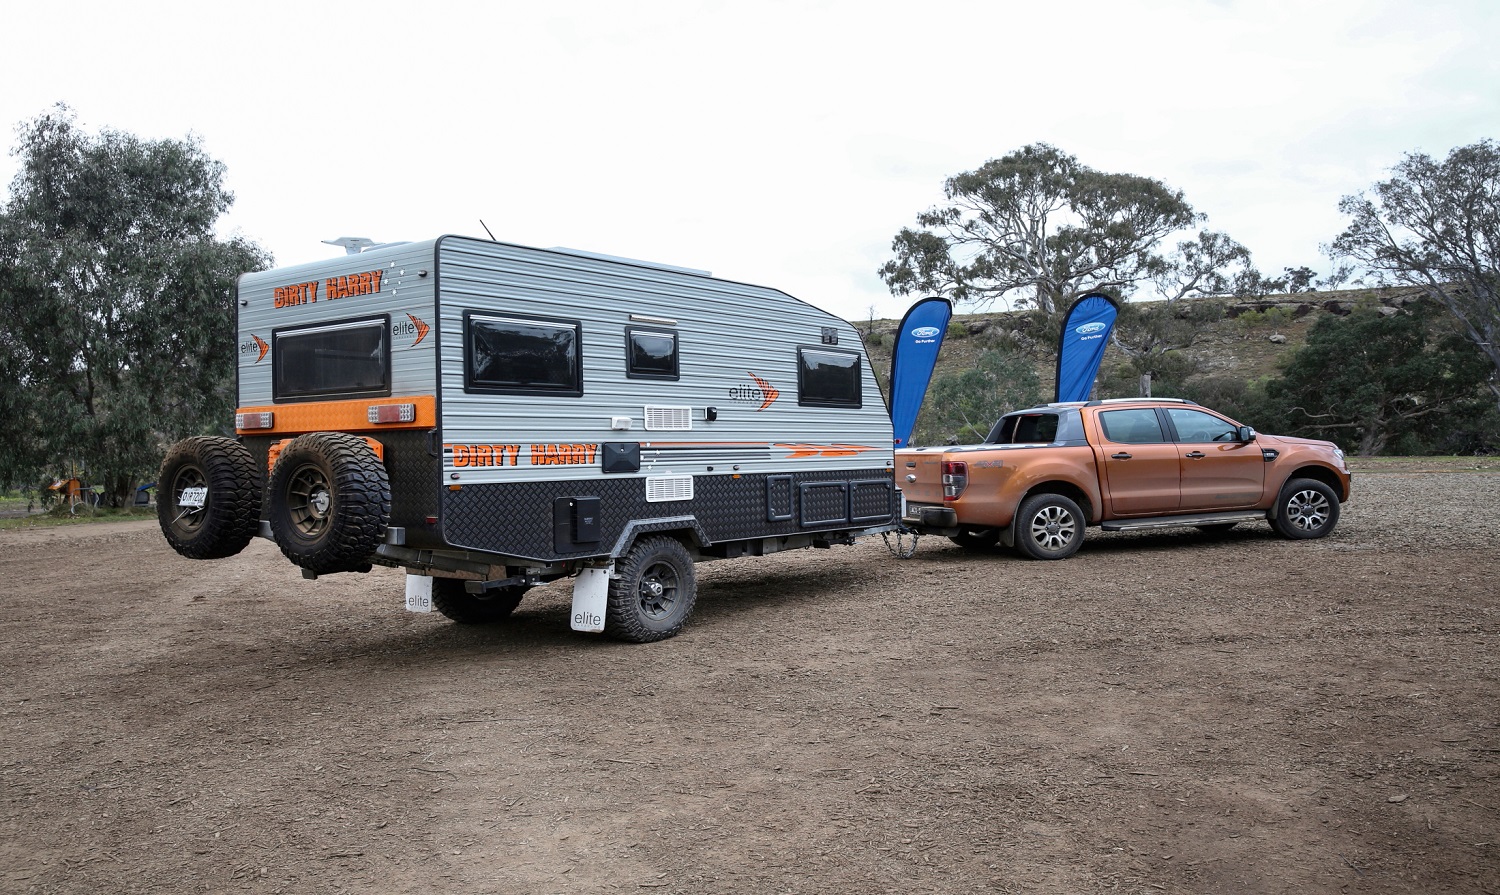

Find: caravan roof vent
<box><xmin>645</xmin><ymin>405</ymin><xmax>693</xmax><ymax>431</ymax></box>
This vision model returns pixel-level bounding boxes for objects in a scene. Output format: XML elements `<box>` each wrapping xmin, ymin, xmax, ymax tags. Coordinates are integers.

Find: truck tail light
<box><xmin>942</xmin><ymin>460</ymin><xmax>968</xmax><ymax>501</ymax></box>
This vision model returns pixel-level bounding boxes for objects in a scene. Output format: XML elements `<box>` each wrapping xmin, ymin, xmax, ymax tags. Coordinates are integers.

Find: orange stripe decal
<box><xmin>775</xmin><ymin>443</ymin><xmax>880</xmax><ymax>459</ymax></box>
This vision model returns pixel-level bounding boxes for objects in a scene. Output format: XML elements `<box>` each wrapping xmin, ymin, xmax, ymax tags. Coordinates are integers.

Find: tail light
<box><xmin>942</xmin><ymin>460</ymin><xmax>968</xmax><ymax>501</ymax></box>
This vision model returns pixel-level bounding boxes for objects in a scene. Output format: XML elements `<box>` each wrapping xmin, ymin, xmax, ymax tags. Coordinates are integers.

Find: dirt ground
<box><xmin>2</xmin><ymin>465</ymin><xmax>1498</xmax><ymax>895</ymax></box>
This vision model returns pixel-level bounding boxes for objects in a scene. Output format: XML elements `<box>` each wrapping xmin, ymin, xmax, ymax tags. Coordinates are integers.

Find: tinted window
<box><xmin>990</xmin><ymin>413</ymin><xmax>1058</xmax><ymax>443</ymax></box>
<box><xmin>798</xmin><ymin>348</ymin><xmax>861</xmax><ymax>407</ymax></box>
<box><xmin>466</xmin><ymin>313</ymin><xmax>582</xmax><ymax>395</ymax></box>
<box><xmin>1099</xmin><ymin>408</ymin><xmax>1167</xmax><ymax>444</ymax></box>
<box><xmin>1167</xmin><ymin>408</ymin><xmax>1239</xmax><ymax>443</ymax></box>
<box><xmin>626</xmin><ymin>328</ymin><xmax>678</xmax><ymax>380</ymax></box>
<box><xmin>273</xmin><ymin>317</ymin><xmax>390</xmax><ymax>401</ymax></box>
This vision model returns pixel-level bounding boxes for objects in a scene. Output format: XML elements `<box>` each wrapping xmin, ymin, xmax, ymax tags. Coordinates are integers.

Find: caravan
<box><xmin>159</xmin><ymin>236</ymin><xmax>897</xmax><ymax>641</ymax></box>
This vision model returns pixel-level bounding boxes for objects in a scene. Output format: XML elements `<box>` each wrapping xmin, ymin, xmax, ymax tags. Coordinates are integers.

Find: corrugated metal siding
<box><xmin>434</xmin><ymin>237</ymin><xmax>893</xmax><ymax>485</ymax></box>
<box><xmin>236</xmin><ymin>241</ymin><xmax>440</xmax><ymax>407</ymax></box>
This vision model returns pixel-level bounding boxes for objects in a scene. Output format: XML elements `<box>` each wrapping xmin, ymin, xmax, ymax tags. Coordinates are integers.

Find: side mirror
<box><xmin>1237</xmin><ymin>426</ymin><xmax>1256</xmax><ymax>443</ymax></box>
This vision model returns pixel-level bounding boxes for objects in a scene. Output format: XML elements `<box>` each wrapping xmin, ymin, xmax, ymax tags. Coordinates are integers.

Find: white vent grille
<box><xmin>645</xmin><ymin>475</ymin><xmax>694</xmax><ymax>503</ymax></box>
<box><xmin>644</xmin><ymin>405</ymin><xmax>693</xmax><ymax>431</ymax></box>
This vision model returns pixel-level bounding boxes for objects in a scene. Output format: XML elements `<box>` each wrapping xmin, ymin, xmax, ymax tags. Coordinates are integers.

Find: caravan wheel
<box><xmin>158</xmin><ymin>436</ymin><xmax>262</xmax><ymax>560</ymax></box>
<box><xmin>267</xmin><ymin>433</ymin><xmax>391</xmax><ymax>574</ymax></box>
<box><xmin>606</xmin><ymin>536</ymin><xmax>697</xmax><ymax>643</ymax></box>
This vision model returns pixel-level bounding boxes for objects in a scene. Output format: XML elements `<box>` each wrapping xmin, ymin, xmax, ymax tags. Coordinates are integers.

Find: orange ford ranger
<box><xmin>897</xmin><ymin>398</ymin><xmax>1352</xmax><ymax>559</ymax></box>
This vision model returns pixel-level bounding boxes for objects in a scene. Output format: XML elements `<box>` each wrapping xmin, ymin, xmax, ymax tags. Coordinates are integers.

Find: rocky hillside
<box><xmin>861</xmin><ymin>286</ymin><xmax>1433</xmax><ymax>400</ymax></box>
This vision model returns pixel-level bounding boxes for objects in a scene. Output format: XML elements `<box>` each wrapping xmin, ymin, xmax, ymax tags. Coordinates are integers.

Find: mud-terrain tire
<box><xmin>949</xmin><ymin>528</ymin><xmax>1000</xmax><ymax>550</ymax></box>
<box><xmin>606</xmin><ymin>536</ymin><xmax>697</xmax><ymax>643</ymax></box>
<box><xmin>1013</xmin><ymin>493</ymin><xmax>1085</xmax><ymax>560</ymax></box>
<box><xmin>158</xmin><ymin>436</ymin><xmax>262</xmax><ymax>560</ymax></box>
<box><xmin>1271</xmin><ymin>478</ymin><xmax>1339</xmax><ymax>540</ymax></box>
<box><xmin>431</xmin><ymin>577</ymin><xmax>528</xmax><ymax>624</ymax></box>
<box><xmin>267</xmin><ymin>433</ymin><xmax>390</xmax><ymax>574</ymax></box>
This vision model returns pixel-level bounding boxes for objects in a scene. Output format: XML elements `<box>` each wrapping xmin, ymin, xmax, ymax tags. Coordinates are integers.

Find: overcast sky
<box><xmin>2</xmin><ymin>0</ymin><xmax>1495</xmax><ymax>321</ymax></box>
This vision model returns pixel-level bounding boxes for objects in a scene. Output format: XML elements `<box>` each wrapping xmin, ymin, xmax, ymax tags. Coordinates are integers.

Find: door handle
<box><xmin>1111</xmin><ymin>452</ymin><xmax>1132</xmax><ymax>460</ymax></box>
<box><xmin>1185</xmin><ymin>451</ymin><xmax>1206</xmax><ymax>459</ymax></box>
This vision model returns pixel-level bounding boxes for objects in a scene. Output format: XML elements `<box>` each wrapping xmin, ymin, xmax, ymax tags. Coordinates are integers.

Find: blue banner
<box><xmin>889</xmin><ymin>297</ymin><xmax>952</xmax><ymax>447</ymax></box>
<box><xmin>1054</xmin><ymin>292</ymin><xmax>1119</xmax><ymax>403</ymax></box>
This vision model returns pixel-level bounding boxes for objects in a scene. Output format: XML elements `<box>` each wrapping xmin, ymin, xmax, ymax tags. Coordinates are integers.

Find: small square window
<box><xmin>626</xmin><ymin>328</ymin><xmax>678</xmax><ymax>380</ymax></box>
<box><xmin>798</xmin><ymin>348</ymin><xmax>861</xmax><ymax>408</ymax></box>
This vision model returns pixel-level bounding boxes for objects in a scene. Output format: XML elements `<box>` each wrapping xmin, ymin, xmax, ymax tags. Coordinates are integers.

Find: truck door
<box><xmin>1163</xmin><ymin>408</ymin><xmax>1264</xmax><ymax>510</ymax></box>
<box><xmin>1096</xmin><ymin>408</ymin><xmax>1180</xmax><ymax>515</ymax></box>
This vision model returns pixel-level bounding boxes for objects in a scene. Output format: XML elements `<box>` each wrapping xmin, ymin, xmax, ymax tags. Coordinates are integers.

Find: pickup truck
<box><xmin>898</xmin><ymin>398</ymin><xmax>1352</xmax><ymax>559</ymax></box>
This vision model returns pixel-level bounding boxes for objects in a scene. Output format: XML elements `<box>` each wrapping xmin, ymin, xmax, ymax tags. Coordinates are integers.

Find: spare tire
<box><xmin>158</xmin><ymin>436</ymin><xmax>263</xmax><ymax>560</ymax></box>
<box><xmin>267</xmin><ymin>433</ymin><xmax>390</xmax><ymax>574</ymax></box>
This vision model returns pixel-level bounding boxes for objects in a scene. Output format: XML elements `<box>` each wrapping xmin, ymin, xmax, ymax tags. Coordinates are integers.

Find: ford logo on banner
<box><xmin>1055</xmin><ymin>292</ymin><xmax>1120</xmax><ymax>403</ymax></box>
<box><xmin>889</xmin><ymin>297</ymin><xmax>953</xmax><ymax>447</ymax></box>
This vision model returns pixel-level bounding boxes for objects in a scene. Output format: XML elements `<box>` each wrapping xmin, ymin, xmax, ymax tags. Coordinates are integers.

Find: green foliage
<box><xmin>1332</xmin><ymin>140</ymin><xmax>1500</xmax><ymax>409</ymax></box>
<box><xmin>911</xmin><ymin>347</ymin><xmax>1042</xmax><ymax>446</ymax></box>
<box><xmin>1235</xmin><ymin>306</ymin><xmax>1295</xmax><ymax>339</ymax></box>
<box><xmin>0</xmin><ymin>105</ymin><xmax>270</xmax><ymax>502</ymax></box>
<box><xmin>1263</xmin><ymin>305</ymin><xmax>1493</xmax><ymax>455</ymax></box>
<box><xmin>880</xmin><ymin>143</ymin><xmax>1205</xmax><ymax>314</ymax></box>
<box><xmin>1107</xmin><ymin>298</ymin><xmax>1224</xmax><ymax>395</ymax></box>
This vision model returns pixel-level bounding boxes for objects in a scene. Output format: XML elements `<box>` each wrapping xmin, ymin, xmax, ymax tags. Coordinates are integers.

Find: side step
<box><xmin>1100</xmin><ymin>510</ymin><xmax>1266</xmax><ymax>532</ymax></box>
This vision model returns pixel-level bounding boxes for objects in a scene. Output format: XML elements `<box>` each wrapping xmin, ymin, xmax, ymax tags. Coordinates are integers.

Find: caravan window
<box><xmin>273</xmin><ymin>316</ymin><xmax>390</xmax><ymax>402</ymax></box>
<box><xmin>625</xmin><ymin>327</ymin><xmax>678</xmax><ymax>380</ymax></box>
<box><xmin>465</xmin><ymin>312</ymin><xmax>583</xmax><ymax>396</ymax></box>
<box><xmin>797</xmin><ymin>348</ymin><xmax>862</xmax><ymax>407</ymax></box>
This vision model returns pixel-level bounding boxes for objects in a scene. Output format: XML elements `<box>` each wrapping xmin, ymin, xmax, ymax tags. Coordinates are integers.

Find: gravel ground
<box><xmin>1</xmin><ymin>467</ymin><xmax>1497</xmax><ymax>894</ymax></box>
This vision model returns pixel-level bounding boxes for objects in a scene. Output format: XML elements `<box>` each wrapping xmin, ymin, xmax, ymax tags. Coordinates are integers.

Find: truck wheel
<box><xmin>431</xmin><ymin>577</ymin><xmax>528</xmax><ymax>624</ymax></box>
<box><xmin>267</xmin><ymin>433</ymin><xmax>391</xmax><ymax>574</ymax></box>
<box><xmin>949</xmin><ymin>528</ymin><xmax>1000</xmax><ymax>550</ymax></box>
<box><xmin>1271</xmin><ymin>478</ymin><xmax>1339</xmax><ymax>540</ymax></box>
<box><xmin>158</xmin><ymin>436</ymin><xmax>262</xmax><ymax>560</ymax></box>
<box><xmin>1014</xmin><ymin>493</ymin><xmax>1085</xmax><ymax>560</ymax></box>
<box><xmin>607</xmin><ymin>536</ymin><xmax>697</xmax><ymax>643</ymax></box>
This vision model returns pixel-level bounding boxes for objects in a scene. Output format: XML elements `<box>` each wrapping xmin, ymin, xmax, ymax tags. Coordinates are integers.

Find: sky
<box><xmin>2</xmin><ymin>0</ymin><xmax>1495</xmax><ymax>322</ymax></box>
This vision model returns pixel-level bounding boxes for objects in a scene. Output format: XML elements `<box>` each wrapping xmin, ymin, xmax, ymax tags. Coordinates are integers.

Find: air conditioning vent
<box><xmin>644</xmin><ymin>405</ymin><xmax>693</xmax><ymax>431</ymax></box>
<box><xmin>646</xmin><ymin>475</ymin><xmax>694</xmax><ymax>503</ymax></box>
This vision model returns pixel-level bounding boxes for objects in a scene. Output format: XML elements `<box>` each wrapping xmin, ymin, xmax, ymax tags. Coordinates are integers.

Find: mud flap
<box><xmin>404</xmin><ymin>574</ymin><xmax>433</xmax><ymax>613</ymax></box>
<box><xmin>571</xmin><ymin>567</ymin><xmax>610</xmax><ymax>633</ymax></box>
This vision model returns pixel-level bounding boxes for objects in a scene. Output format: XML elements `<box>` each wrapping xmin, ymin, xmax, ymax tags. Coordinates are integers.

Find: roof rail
<box><xmin>1084</xmin><ymin>397</ymin><xmax>1198</xmax><ymax>406</ymax></box>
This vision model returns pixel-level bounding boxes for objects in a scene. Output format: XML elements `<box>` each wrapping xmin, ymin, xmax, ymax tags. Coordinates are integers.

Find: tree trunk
<box><xmin>1139</xmin><ymin>373</ymin><xmax>1153</xmax><ymax>398</ymax></box>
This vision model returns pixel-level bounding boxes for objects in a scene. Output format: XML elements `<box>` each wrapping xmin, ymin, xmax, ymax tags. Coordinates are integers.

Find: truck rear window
<box><xmin>466</xmin><ymin>312</ymin><xmax>583</xmax><ymax>395</ymax></box>
<box><xmin>273</xmin><ymin>316</ymin><xmax>390</xmax><ymax>402</ymax></box>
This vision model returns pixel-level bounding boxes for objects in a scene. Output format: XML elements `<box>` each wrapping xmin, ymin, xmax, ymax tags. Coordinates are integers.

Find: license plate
<box><xmin>178</xmin><ymin>486</ymin><xmax>208</xmax><ymax>508</ymax></box>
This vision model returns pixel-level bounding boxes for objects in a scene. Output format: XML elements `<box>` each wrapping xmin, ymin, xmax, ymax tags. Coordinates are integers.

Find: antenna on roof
<box><xmin>322</xmin><ymin>236</ymin><xmax>378</xmax><ymax>255</ymax></box>
<box><xmin>479</xmin><ymin>220</ymin><xmax>498</xmax><ymax>242</ymax></box>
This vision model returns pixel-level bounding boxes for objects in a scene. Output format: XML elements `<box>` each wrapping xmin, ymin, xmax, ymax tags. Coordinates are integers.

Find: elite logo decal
<box><xmin>239</xmin><ymin>334</ymin><xmax>270</xmax><ymax>363</ymax></box>
<box><xmin>394</xmin><ymin>313</ymin><xmax>430</xmax><ymax>348</ymax></box>
<box><xmin>729</xmin><ymin>372</ymin><xmax>780</xmax><ymax>411</ymax></box>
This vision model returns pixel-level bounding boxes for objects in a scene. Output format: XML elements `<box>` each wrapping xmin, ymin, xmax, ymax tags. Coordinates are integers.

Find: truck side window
<box><xmin>797</xmin><ymin>348</ymin><xmax>862</xmax><ymax>407</ymax></box>
<box><xmin>1166</xmin><ymin>408</ymin><xmax>1239</xmax><ymax>443</ymax></box>
<box><xmin>1099</xmin><ymin>408</ymin><xmax>1167</xmax><ymax>444</ymax></box>
<box><xmin>625</xmin><ymin>327</ymin><xmax>679</xmax><ymax>380</ymax></box>
<box><xmin>273</xmin><ymin>316</ymin><xmax>390</xmax><ymax>402</ymax></box>
<box><xmin>465</xmin><ymin>312</ymin><xmax>583</xmax><ymax>396</ymax></box>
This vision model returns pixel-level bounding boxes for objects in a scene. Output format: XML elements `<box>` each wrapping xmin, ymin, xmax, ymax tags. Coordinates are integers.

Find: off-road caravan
<box><xmin>159</xmin><ymin>236</ymin><xmax>897</xmax><ymax>641</ymax></box>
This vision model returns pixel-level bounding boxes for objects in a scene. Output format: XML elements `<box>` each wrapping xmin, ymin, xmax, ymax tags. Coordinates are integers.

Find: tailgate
<box><xmin>895</xmin><ymin>449</ymin><xmax>945</xmax><ymax>505</ymax></box>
